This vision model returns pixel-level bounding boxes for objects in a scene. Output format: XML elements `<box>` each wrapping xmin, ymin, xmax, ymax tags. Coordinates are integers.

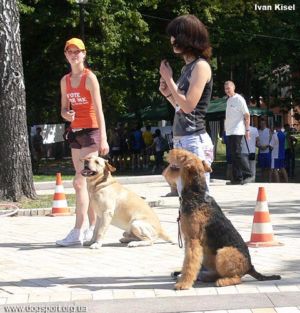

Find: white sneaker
<box><xmin>56</xmin><ymin>228</ymin><xmax>83</xmax><ymax>247</ymax></box>
<box><xmin>82</xmin><ymin>225</ymin><xmax>95</xmax><ymax>243</ymax></box>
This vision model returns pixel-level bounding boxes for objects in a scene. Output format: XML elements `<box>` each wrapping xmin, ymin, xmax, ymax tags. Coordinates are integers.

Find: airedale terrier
<box><xmin>166</xmin><ymin>148</ymin><xmax>281</xmax><ymax>290</ymax></box>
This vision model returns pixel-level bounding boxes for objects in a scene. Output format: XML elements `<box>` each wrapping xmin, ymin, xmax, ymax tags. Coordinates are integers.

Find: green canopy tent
<box><xmin>206</xmin><ymin>97</ymin><xmax>273</xmax><ymax>120</ymax></box>
<box><xmin>140</xmin><ymin>104</ymin><xmax>171</xmax><ymax>120</ymax></box>
<box><xmin>120</xmin><ymin>97</ymin><xmax>273</xmax><ymax>123</ymax></box>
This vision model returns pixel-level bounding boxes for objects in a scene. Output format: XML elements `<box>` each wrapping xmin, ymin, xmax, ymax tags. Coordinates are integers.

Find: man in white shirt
<box><xmin>241</xmin><ymin>126</ymin><xmax>259</xmax><ymax>181</ymax></box>
<box><xmin>224</xmin><ymin>81</ymin><xmax>252</xmax><ymax>184</ymax></box>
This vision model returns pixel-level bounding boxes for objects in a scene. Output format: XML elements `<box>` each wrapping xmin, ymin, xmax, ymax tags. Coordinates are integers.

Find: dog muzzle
<box><xmin>81</xmin><ymin>160</ymin><xmax>97</xmax><ymax>177</ymax></box>
<box><xmin>81</xmin><ymin>168</ymin><xmax>97</xmax><ymax>177</ymax></box>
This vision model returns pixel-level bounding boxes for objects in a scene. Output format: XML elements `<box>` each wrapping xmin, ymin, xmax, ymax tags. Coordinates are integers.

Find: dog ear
<box><xmin>105</xmin><ymin>161</ymin><xmax>116</xmax><ymax>173</ymax></box>
<box><xmin>202</xmin><ymin>161</ymin><xmax>212</xmax><ymax>173</ymax></box>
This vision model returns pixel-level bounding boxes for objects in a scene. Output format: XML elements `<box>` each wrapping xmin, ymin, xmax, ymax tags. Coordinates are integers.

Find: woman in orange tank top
<box><xmin>56</xmin><ymin>38</ymin><xmax>109</xmax><ymax>247</ymax></box>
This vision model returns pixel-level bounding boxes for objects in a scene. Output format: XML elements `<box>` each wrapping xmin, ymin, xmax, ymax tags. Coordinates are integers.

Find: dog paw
<box><xmin>174</xmin><ymin>282</ymin><xmax>193</xmax><ymax>290</ymax></box>
<box><xmin>127</xmin><ymin>241</ymin><xmax>139</xmax><ymax>248</ymax></box>
<box><xmin>89</xmin><ymin>242</ymin><xmax>103</xmax><ymax>249</ymax></box>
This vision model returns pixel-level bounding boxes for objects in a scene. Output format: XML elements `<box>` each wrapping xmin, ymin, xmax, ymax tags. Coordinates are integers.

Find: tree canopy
<box><xmin>18</xmin><ymin>0</ymin><xmax>300</xmax><ymax>126</ymax></box>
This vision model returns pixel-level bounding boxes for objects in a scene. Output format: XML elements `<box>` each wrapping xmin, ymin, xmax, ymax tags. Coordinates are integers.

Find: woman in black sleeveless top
<box><xmin>159</xmin><ymin>14</ymin><xmax>214</xmax><ymax>192</ymax></box>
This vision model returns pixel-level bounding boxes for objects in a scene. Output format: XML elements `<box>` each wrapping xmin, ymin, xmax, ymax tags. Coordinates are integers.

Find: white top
<box><xmin>258</xmin><ymin>128</ymin><xmax>271</xmax><ymax>154</ymax></box>
<box><xmin>270</xmin><ymin>131</ymin><xmax>285</xmax><ymax>160</ymax></box>
<box><xmin>154</xmin><ymin>136</ymin><xmax>162</xmax><ymax>152</ymax></box>
<box><xmin>270</xmin><ymin>132</ymin><xmax>279</xmax><ymax>158</ymax></box>
<box><xmin>241</xmin><ymin>126</ymin><xmax>259</xmax><ymax>154</ymax></box>
<box><xmin>225</xmin><ymin>93</ymin><xmax>249</xmax><ymax>135</ymax></box>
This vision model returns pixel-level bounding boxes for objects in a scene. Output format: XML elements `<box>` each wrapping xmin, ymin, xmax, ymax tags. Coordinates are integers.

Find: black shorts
<box><xmin>69</xmin><ymin>128</ymin><xmax>100</xmax><ymax>149</ymax></box>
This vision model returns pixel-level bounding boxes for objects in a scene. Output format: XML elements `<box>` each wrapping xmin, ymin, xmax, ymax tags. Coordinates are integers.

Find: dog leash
<box><xmin>177</xmin><ymin>209</ymin><xmax>183</xmax><ymax>248</ymax></box>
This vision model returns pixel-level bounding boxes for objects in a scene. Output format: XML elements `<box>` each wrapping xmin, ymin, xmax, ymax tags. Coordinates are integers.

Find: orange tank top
<box><xmin>66</xmin><ymin>68</ymin><xmax>98</xmax><ymax>129</ymax></box>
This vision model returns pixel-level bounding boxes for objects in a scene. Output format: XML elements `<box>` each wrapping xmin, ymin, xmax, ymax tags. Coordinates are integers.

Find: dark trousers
<box><xmin>155</xmin><ymin>151</ymin><xmax>164</xmax><ymax>168</ymax></box>
<box><xmin>285</xmin><ymin>148</ymin><xmax>295</xmax><ymax>177</ymax></box>
<box><xmin>227</xmin><ymin>135</ymin><xmax>252</xmax><ymax>182</ymax></box>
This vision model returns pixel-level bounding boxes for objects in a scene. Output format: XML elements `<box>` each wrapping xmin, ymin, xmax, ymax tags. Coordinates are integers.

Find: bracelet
<box><xmin>246</xmin><ymin>129</ymin><xmax>250</xmax><ymax>132</ymax></box>
<box><xmin>166</xmin><ymin>94</ymin><xmax>172</xmax><ymax>98</ymax></box>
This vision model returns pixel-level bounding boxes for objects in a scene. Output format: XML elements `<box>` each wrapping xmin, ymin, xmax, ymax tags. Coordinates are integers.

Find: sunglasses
<box><xmin>65</xmin><ymin>49</ymin><xmax>84</xmax><ymax>55</ymax></box>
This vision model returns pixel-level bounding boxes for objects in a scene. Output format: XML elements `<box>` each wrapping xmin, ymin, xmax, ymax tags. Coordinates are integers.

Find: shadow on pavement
<box><xmin>0</xmin><ymin>275</ymin><xmax>180</xmax><ymax>291</ymax></box>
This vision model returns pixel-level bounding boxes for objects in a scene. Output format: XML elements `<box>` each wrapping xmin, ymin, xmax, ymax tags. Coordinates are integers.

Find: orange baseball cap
<box><xmin>64</xmin><ymin>38</ymin><xmax>85</xmax><ymax>51</ymax></box>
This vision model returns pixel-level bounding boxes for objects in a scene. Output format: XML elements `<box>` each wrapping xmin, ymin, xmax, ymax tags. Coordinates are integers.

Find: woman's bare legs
<box><xmin>56</xmin><ymin>146</ymin><xmax>98</xmax><ymax>246</ymax></box>
<box><xmin>72</xmin><ymin>147</ymin><xmax>98</xmax><ymax>229</ymax></box>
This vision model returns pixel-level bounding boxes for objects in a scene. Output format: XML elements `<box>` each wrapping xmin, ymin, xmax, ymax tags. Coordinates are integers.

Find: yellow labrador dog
<box><xmin>81</xmin><ymin>156</ymin><xmax>174</xmax><ymax>249</ymax></box>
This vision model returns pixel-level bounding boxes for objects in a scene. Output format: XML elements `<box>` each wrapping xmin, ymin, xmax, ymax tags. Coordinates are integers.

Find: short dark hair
<box><xmin>166</xmin><ymin>14</ymin><xmax>212</xmax><ymax>60</ymax></box>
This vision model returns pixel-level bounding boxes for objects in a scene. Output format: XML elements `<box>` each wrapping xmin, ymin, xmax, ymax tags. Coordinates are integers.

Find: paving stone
<box><xmin>134</xmin><ymin>289</ymin><xmax>156</xmax><ymax>298</ymax></box>
<box><xmin>275</xmin><ymin>307</ymin><xmax>300</xmax><ymax>313</ymax></box>
<box><xmin>0</xmin><ymin>181</ymin><xmax>299</xmax><ymax>312</ymax></box>
<box><xmin>92</xmin><ymin>290</ymin><xmax>114</xmax><ymax>300</ymax></box>
<box><xmin>71</xmin><ymin>293</ymin><xmax>93</xmax><ymax>301</ymax></box>
<box><xmin>5</xmin><ymin>294</ymin><xmax>28</xmax><ymax>304</ymax></box>
<box><xmin>251</xmin><ymin>309</ymin><xmax>276</xmax><ymax>313</ymax></box>
<box><xmin>28</xmin><ymin>294</ymin><xmax>51</xmax><ymax>303</ymax></box>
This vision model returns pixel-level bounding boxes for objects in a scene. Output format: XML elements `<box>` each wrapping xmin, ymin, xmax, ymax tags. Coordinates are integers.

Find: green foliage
<box><xmin>18</xmin><ymin>0</ymin><xmax>300</xmax><ymax>127</ymax></box>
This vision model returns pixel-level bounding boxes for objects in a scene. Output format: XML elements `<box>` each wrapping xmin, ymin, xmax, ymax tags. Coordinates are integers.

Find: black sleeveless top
<box><xmin>173</xmin><ymin>58</ymin><xmax>212</xmax><ymax>136</ymax></box>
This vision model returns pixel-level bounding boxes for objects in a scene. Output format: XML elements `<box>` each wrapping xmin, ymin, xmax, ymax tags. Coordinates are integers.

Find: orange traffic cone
<box><xmin>48</xmin><ymin>173</ymin><xmax>71</xmax><ymax>217</ymax></box>
<box><xmin>247</xmin><ymin>187</ymin><xmax>283</xmax><ymax>247</ymax></box>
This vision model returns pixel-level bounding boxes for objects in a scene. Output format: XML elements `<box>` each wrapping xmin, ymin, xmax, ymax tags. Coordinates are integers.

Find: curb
<box><xmin>12</xmin><ymin>199</ymin><xmax>164</xmax><ymax>217</ymax></box>
<box><xmin>34</xmin><ymin>177</ymin><xmax>227</xmax><ymax>191</ymax></box>
<box><xmin>34</xmin><ymin>175</ymin><xmax>165</xmax><ymax>190</ymax></box>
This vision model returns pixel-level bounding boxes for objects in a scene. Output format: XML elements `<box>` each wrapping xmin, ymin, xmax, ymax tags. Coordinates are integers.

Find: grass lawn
<box><xmin>34</xmin><ymin>174</ymin><xmax>74</xmax><ymax>182</ymax></box>
<box><xmin>1</xmin><ymin>194</ymin><xmax>76</xmax><ymax>210</ymax></box>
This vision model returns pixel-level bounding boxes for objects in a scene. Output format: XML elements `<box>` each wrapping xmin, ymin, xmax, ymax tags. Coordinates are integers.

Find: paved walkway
<box><xmin>0</xmin><ymin>177</ymin><xmax>300</xmax><ymax>313</ymax></box>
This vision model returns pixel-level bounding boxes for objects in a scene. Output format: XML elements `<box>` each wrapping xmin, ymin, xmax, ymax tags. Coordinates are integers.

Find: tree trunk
<box><xmin>0</xmin><ymin>0</ymin><xmax>36</xmax><ymax>201</ymax></box>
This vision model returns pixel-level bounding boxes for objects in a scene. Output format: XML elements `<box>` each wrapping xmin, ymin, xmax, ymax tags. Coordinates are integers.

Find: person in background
<box><xmin>284</xmin><ymin>123</ymin><xmax>298</xmax><ymax>179</ymax></box>
<box><xmin>32</xmin><ymin>127</ymin><xmax>44</xmax><ymax>173</ymax></box>
<box><xmin>56</xmin><ymin>38</ymin><xmax>109</xmax><ymax>247</ymax></box>
<box><xmin>241</xmin><ymin>125</ymin><xmax>260</xmax><ymax>182</ymax></box>
<box><xmin>32</xmin><ymin>127</ymin><xmax>44</xmax><ymax>163</ymax></box>
<box><xmin>147</xmin><ymin>129</ymin><xmax>165</xmax><ymax>173</ymax></box>
<box><xmin>129</xmin><ymin>125</ymin><xmax>145</xmax><ymax>170</ymax></box>
<box><xmin>221</xmin><ymin>131</ymin><xmax>232</xmax><ymax>181</ymax></box>
<box><xmin>109</xmin><ymin>127</ymin><xmax>121</xmax><ymax>169</ymax></box>
<box><xmin>142</xmin><ymin>125</ymin><xmax>153</xmax><ymax>169</ymax></box>
<box><xmin>118</xmin><ymin>124</ymin><xmax>130</xmax><ymax>170</ymax></box>
<box><xmin>224</xmin><ymin>81</ymin><xmax>252</xmax><ymax>185</ymax></box>
<box><xmin>159</xmin><ymin>14</ymin><xmax>214</xmax><ymax>194</ymax></box>
<box><xmin>269</xmin><ymin>121</ymin><xmax>288</xmax><ymax>183</ymax></box>
<box><xmin>257</xmin><ymin>118</ymin><xmax>272</xmax><ymax>182</ymax></box>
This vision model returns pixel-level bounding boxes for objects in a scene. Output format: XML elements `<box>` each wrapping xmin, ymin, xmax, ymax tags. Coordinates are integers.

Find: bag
<box><xmin>244</xmin><ymin>135</ymin><xmax>255</xmax><ymax>161</ymax></box>
<box><xmin>248</xmin><ymin>153</ymin><xmax>256</xmax><ymax>161</ymax></box>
